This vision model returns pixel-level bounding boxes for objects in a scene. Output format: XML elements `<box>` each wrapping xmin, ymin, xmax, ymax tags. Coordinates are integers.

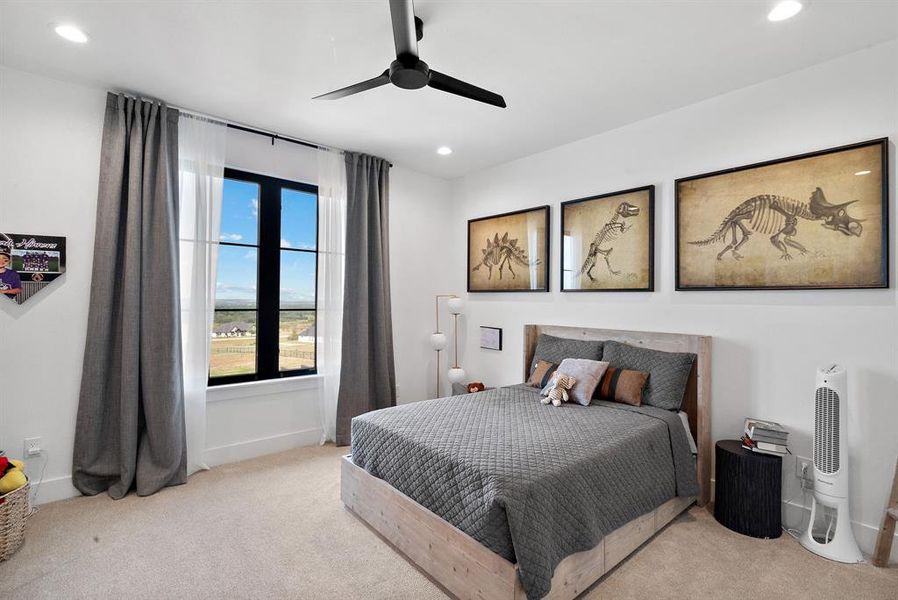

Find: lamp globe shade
<box><xmin>447</xmin><ymin>297</ymin><xmax>465</xmax><ymax>315</ymax></box>
<box><xmin>430</xmin><ymin>332</ymin><xmax>447</xmax><ymax>350</ymax></box>
<box><xmin>447</xmin><ymin>367</ymin><xmax>466</xmax><ymax>384</ymax></box>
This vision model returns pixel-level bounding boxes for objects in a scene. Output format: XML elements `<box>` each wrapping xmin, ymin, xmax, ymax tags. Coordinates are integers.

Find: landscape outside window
<box><xmin>209</xmin><ymin>172</ymin><xmax>317</xmax><ymax>382</ymax></box>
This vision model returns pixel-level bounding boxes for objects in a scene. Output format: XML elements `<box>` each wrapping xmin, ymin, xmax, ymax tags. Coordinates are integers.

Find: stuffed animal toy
<box><xmin>467</xmin><ymin>382</ymin><xmax>486</xmax><ymax>393</ymax></box>
<box><xmin>541</xmin><ymin>372</ymin><xmax>576</xmax><ymax>407</ymax></box>
<box><xmin>0</xmin><ymin>456</ymin><xmax>27</xmax><ymax>495</ymax></box>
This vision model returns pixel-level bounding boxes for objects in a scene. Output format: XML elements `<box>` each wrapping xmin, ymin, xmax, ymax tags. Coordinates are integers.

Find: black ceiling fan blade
<box><xmin>389</xmin><ymin>0</ymin><xmax>419</xmax><ymax>59</ymax></box>
<box><xmin>313</xmin><ymin>70</ymin><xmax>391</xmax><ymax>100</ymax></box>
<box><xmin>427</xmin><ymin>70</ymin><xmax>506</xmax><ymax>108</ymax></box>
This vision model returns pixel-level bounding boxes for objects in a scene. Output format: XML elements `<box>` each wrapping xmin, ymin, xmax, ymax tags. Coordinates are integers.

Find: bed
<box><xmin>342</xmin><ymin>324</ymin><xmax>711</xmax><ymax>600</ymax></box>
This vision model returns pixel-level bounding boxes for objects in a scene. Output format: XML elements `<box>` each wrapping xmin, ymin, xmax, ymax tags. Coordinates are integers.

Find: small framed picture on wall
<box><xmin>0</xmin><ymin>232</ymin><xmax>67</xmax><ymax>305</ymax></box>
<box><xmin>480</xmin><ymin>326</ymin><xmax>503</xmax><ymax>351</ymax></box>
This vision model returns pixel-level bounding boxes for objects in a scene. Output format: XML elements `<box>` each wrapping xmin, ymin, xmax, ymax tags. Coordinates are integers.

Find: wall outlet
<box><xmin>796</xmin><ymin>456</ymin><xmax>813</xmax><ymax>481</ymax></box>
<box><xmin>24</xmin><ymin>437</ymin><xmax>42</xmax><ymax>457</ymax></box>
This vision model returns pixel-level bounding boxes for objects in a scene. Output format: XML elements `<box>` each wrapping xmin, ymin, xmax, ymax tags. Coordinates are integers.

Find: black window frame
<box><xmin>208</xmin><ymin>167</ymin><xmax>319</xmax><ymax>386</ymax></box>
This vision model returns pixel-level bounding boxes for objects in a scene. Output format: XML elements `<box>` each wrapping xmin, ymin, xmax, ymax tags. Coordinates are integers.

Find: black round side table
<box><xmin>714</xmin><ymin>439</ymin><xmax>782</xmax><ymax>539</ymax></box>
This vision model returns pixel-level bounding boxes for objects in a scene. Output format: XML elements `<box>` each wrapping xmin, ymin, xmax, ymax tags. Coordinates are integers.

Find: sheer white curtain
<box><xmin>317</xmin><ymin>148</ymin><xmax>347</xmax><ymax>443</ymax></box>
<box><xmin>178</xmin><ymin>114</ymin><xmax>228</xmax><ymax>474</ymax></box>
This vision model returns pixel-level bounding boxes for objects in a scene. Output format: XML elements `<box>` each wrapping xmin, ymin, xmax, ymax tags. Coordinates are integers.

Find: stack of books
<box><xmin>741</xmin><ymin>418</ymin><xmax>790</xmax><ymax>456</ymax></box>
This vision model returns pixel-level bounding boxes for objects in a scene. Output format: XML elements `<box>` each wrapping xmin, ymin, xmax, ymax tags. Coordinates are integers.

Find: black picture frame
<box><xmin>675</xmin><ymin>137</ymin><xmax>889</xmax><ymax>291</ymax></box>
<box><xmin>467</xmin><ymin>205</ymin><xmax>550</xmax><ymax>293</ymax></box>
<box><xmin>479</xmin><ymin>326</ymin><xmax>503</xmax><ymax>351</ymax></box>
<box><xmin>560</xmin><ymin>185</ymin><xmax>655</xmax><ymax>292</ymax></box>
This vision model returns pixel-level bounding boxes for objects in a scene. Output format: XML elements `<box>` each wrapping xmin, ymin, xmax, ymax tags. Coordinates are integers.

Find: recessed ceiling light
<box><xmin>54</xmin><ymin>24</ymin><xmax>89</xmax><ymax>44</ymax></box>
<box><xmin>768</xmin><ymin>1</ymin><xmax>803</xmax><ymax>22</ymax></box>
<box><xmin>437</xmin><ymin>146</ymin><xmax>453</xmax><ymax>156</ymax></box>
<box><xmin>855</xmin><ymin>170</ymin><xmax>871</xmax><ymax>176</ymax></box>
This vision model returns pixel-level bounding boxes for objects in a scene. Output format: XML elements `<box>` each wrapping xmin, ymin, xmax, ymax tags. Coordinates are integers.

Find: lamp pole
<box><xmin>431</xmin><ymin>294</ymin><xmax>458</xmax><ymax>398</ymax></box>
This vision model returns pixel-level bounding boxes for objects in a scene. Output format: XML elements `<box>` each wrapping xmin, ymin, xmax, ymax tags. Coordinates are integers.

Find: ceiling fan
<box><xmin>314</xmin><ymin>0</ymin><xmax>506</xmax><ymax>108</ymax></box>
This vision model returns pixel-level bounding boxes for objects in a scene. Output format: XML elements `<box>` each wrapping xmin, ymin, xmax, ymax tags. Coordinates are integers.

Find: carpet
<box><xmin>1</xmin><ymin>444</ymin><xmax>895</xmax><ymax>599</ymax></box>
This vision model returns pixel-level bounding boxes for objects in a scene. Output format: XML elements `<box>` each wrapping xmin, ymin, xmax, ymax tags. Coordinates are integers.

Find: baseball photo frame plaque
<box><xmin>0</xmin><ymin>233</ymin><xmax>67</xmax><ymax>305</ymax></box>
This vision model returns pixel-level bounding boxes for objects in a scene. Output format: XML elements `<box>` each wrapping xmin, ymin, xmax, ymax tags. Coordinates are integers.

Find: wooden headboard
<box><xmin>523</xmin><ymin>324</ymin><xmax>712</xmax><ymax>507</ymax></box>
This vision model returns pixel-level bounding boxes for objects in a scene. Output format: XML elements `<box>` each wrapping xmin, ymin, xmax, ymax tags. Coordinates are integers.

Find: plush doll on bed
<box><xmin>540</xmin><ymin>372</ymin><xmax>576</xmax><ymax>407</ymax></box>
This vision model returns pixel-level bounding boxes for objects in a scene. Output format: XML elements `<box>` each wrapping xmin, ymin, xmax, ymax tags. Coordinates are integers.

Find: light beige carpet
<box><xmin>1</xmin><ymin>445</ymin><xmax>895</xmax><ymax>599</ymax></box>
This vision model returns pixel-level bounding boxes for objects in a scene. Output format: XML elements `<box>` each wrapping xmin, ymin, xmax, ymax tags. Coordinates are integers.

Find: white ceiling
<box><xmin>2</xmin><ymin>1</ymin><xmax>897</xmax><ymax>179</ymax></box>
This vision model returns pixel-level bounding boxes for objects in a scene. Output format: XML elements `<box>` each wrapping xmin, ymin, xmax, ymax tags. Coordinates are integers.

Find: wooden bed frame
<box><xmin>342</xmin><ymin>324</ymin><xmax>711</xmax><ymax>600</ymax></box>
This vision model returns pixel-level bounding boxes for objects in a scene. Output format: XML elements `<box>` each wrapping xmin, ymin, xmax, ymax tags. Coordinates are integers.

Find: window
<box><xmin>209</xmin><ymin>168</ymin><xmax>318</xmax><ymax>384</ymax></box>
<box><xmin>562</xmin><ymin>232</ymin><xmax>574</xmax><ymax>290</ymax></box>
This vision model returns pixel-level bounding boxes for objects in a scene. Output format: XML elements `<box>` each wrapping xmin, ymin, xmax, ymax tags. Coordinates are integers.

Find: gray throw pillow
<box><xmin>530</xmin><ymin>334</ymin><xmax>604</xmax><ymax>378</ymax></box>
<box><xmin>602</xmin><ymin>341</ymin><xmax>696</xmax><ymax>410</ymax></box>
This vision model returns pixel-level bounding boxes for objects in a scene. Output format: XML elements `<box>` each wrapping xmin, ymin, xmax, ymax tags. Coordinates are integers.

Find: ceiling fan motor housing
<box><xmin>390</xmin><ymin>58</ymin><xmax>430</xmax><ymax>89</ymax></box>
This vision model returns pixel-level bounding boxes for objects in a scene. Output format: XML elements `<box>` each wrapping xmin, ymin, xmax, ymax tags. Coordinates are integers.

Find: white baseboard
<box><xmin>783</xmin><ymin>498</ymin><xmax>898</xmax><ymax>565</ymax></box>
<box><xmin>31</xmin><ymin>474</ymin><xmax>81</xmax><ymax>505</ymax></box>
<box><xmin>202</xmin><ymin>427</ymin><xmax>323</xmax><ymax>467</ymax></box>
<box><xmin>29</xmin><ymin>428</ymin><xmax>323</xmax><ymax>505</ymax></box>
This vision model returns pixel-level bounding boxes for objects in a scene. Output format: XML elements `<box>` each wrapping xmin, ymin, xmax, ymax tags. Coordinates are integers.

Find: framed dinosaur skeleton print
<box><xmin>676</xmin><ymin>138</ymin><xmax>888</xmax><ymax>290</ymax></box>
<box><xmin>468</xmin><ymin>205</ymin><xmax>549</xmax><ymax>292</ymax></box>
<box><xmin>561</xmin><ymin>186</ymin><xmax>655</xmax><ymax>292</ymax></box>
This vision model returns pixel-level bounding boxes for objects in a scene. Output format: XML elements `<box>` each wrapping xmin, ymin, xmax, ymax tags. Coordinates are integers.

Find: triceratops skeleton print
<box><xmin>688</xmin><ymin>187</ymin><xmax>863</xmax><ymax>261</ymax></box>
<box><xmin>472</xmin><ymin>233</ymin><xmax>540</xmax><ymax>280</ymax></box>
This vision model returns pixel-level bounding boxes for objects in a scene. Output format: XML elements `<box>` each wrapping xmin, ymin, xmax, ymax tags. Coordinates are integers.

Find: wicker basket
<box><xmin>0</xmin><ymin>483</ymin><xmax>29</xmax><ymax>561</ymax></box>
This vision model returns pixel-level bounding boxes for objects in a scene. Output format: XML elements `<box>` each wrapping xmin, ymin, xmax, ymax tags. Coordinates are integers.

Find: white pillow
<box><xmin>541</xmin><ymin>358</ymin><xmax>609</xmax><ymax>406</ymax></box>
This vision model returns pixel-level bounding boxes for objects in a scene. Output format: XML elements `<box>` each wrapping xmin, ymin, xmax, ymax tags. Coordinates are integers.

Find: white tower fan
<box><xmin>799</xmin><ymin>364</ymin><xmax>863</xmax><ymax>563</ymax></box>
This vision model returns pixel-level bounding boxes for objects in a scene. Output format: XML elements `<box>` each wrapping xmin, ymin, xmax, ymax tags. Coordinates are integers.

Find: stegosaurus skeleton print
<box><xmin>689</xmin><ymin>187</ymin><xmax>863</xmax><ymax>261</ymax></box>
<box><xmin>472</xmin><ymin>232</ymin><xmax>540</xmax><ymax>280</ymax></box>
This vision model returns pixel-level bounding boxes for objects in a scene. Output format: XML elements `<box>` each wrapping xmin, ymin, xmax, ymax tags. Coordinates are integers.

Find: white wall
<box><xmin>0</xmin><ymin>65</ymin><xmax>450</xmax><ymax>501</ymax></box>
<box><xmin>390</xmin><ymin>166</ymin><xmax>454</xmax><ymax>403</ymax></box>
<box><xmin>0</xmin><ymin>66</ymin><xmax>106</xmax><ymax>502</ymax></box>
<box><xmin>446</xmin><ymin>41</ymin><xmax>898</xmax><ymax>559</ymax></box>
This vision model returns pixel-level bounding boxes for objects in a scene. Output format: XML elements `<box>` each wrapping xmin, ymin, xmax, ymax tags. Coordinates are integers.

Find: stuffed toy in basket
<box><xmin>0</xmin><ymin>455</ymin><xmax>29</xmax><ymax>562</ymax></box>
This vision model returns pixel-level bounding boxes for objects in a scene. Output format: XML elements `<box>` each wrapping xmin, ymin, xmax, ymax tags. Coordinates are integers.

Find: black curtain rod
<box><xmin>132</xmin><ymin>95</ymin><xmax>394</xmax><ymax>167</ymax></box>
<box><xmin>225</xmin><ymin>122</ymin><xmax>393</xmax><ymax>167</ymax></box>
<box><xmin>226</xmin><ymin>122</ymin><xmax>320</xmax><ymax>150</ymax></box>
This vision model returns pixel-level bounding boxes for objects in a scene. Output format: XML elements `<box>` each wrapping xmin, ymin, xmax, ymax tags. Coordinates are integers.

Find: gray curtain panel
<box><xmin>73</xmin><ymin>93</ymin><xmax>186</xmax><ymax>499</ymax></box>
<box><xmin>336</xmin><ymin>152</ymin><xmax>396</xmax><ymax>446</ymax></box>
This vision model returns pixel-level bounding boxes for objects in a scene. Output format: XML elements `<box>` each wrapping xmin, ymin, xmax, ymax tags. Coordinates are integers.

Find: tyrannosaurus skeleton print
<box><xmin>578</xmin><ymin>201</ymin><xmax>641</xmax><ymax>281</ymax></box>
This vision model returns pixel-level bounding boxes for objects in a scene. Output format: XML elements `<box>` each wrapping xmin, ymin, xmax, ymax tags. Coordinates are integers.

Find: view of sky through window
<box><xmin>280</xmin><ymin>250</ymin><xmax>316</xmax><ymax>309</ymax></box>
<box><xmin>219</xmin><ymin>179</ymin><xmax>258</xmax><ymax>244</ymax></box>
<box><xmin>281</xmin><ymin>188</ymin><xmax>317</xmax><ymax>251</ymax></box>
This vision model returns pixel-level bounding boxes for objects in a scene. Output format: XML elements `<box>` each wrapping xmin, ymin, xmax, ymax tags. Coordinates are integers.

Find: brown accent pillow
<box><xmin>527</xmin><ymin>359</ymin><xmax>557</xmax><ymax>388</ymax></box>
<box><xmin>597</xmin><ymin>366</ymin><xmax>649</xmax><ymax>406</ymax></box>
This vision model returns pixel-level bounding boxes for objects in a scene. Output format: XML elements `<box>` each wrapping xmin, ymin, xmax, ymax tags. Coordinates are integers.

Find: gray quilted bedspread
<box><xmin>350</xmin><ymin>384</ymin><xmax>698</xmax><ymax>600</ymax></box>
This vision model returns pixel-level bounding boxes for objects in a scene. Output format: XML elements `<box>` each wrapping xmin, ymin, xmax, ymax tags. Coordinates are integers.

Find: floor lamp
<box><xmin>430</xmin><ymin>294</ymin><xmax>465</xmax><ymax>397</ymax></box>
